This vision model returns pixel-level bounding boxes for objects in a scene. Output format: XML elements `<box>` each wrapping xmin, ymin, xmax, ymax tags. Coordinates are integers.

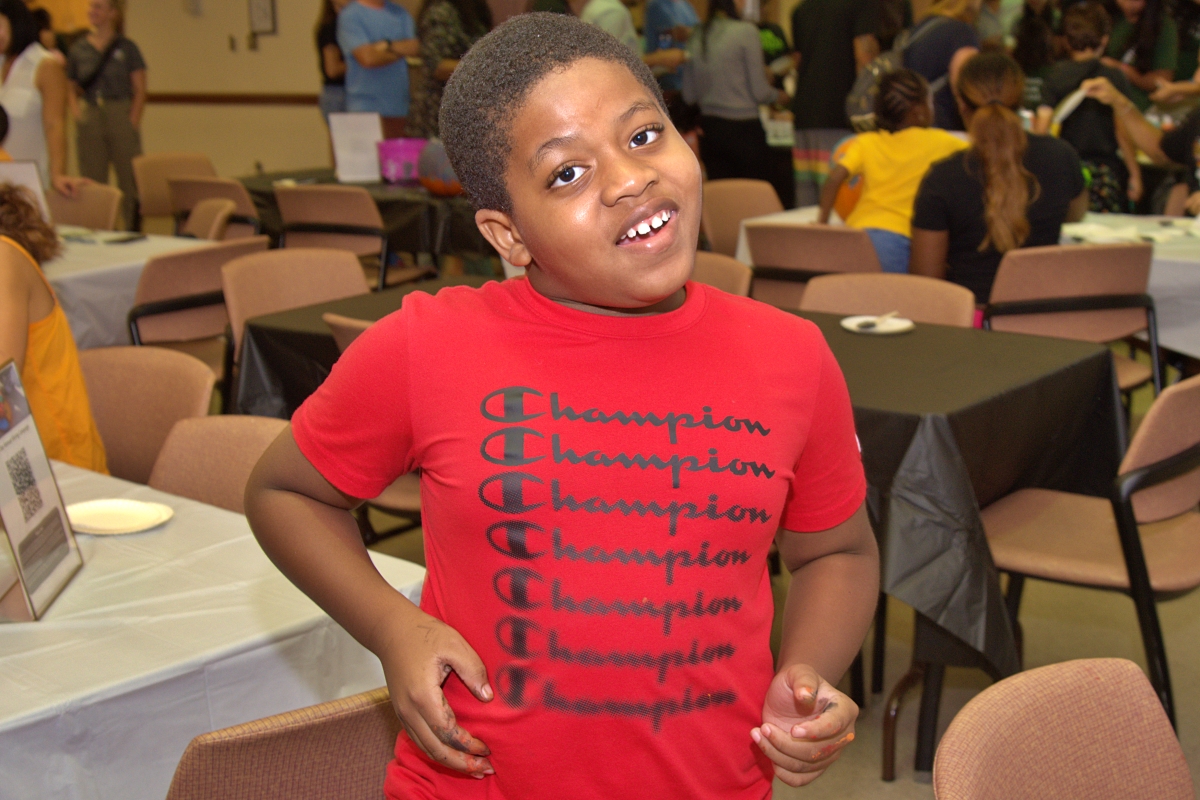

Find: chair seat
<box><xmin>1114</xmin><ymin>352</ymin><xmax>1152</xmax><ymax>391</ymax></box>
<box><xmin>981</xmin><ymin>488</ymin><xmax>1200</xmax><ymax>593</ymax></box>
<box><xmin>370</xmin><ymin>472</ymin><xmax>420</xmax><ymax>514</ymax></box>
<box><xmin>155</xmin><ymin>336</ymin><xmax>227</xmax><ymax>383</ymax></box>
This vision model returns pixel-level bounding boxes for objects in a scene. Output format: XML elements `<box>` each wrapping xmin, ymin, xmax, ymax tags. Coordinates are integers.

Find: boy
<box><xmin>1034</xmin><ymin>1</ymin><xmax>1142</xmax><ymax>212</ymax></box>
<box><xmin>246</xmin><ymin>13</ymin><xmax>877</xmax><ymax>799</ymax></box>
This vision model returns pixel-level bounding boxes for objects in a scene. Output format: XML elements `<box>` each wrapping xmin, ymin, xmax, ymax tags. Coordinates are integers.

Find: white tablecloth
<box><xmin>0</xmin><ymin>462</ymin><xmax>424</xmax><ymax>800</ymax></box>
<box><xmin>42</xmin><ymin>234</ymin><xmax>211</xmax><ymax>350</ymax></box>
<box><xmin>734</xmin><ymin>208</ymin><xmax>1200</xmax><ymax>360</ymax></box>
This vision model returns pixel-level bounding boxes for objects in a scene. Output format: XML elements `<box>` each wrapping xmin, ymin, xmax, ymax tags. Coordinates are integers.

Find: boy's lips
<box><xmin>615</xmin><ymin>201</ymin><xmax>679</xmax><ymax>246</ymax></box>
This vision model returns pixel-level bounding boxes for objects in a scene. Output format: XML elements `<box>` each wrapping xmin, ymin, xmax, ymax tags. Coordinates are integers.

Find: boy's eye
<box><xmin>550</xmin><ymin>165</ymin><xmax>584</xmax><ymax>188</ymax></box>
<box><xmin>631</xmin><ymin>125</ymin><xmax>663</xmax><ymax>148</ymax></box>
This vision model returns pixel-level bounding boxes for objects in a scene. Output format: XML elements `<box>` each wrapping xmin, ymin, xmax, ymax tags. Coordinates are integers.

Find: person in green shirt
<box><xmin>1102</xmin><ymin>0</ymin><xmax>1177</xmax><ymax>109</ymax></box>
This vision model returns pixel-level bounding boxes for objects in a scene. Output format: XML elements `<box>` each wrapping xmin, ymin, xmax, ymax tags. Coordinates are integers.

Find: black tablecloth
<box><xmin>238</xmin><ymin>168</ymin><xmax>489</xmax><ymax>257</ymax></box>
<box><xmin>234</xmin><ymin>291</ymin><xmax>1122</xmax><ymax>676</ymax></box>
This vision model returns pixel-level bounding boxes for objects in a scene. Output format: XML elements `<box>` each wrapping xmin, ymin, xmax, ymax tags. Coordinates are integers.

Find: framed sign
<box><xmin>249</xmin><ymin>0</ymin><xmax>276</xmax><ymax>35</ymax></box>
<box><xmin>0</xmin><ymin>361</ymin><xmax>82</xmax><ymax>622</ymax></box>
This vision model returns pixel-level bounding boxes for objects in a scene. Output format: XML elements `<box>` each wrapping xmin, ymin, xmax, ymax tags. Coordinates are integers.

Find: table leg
<box><xmin>881</xmin><ymin>662</ymin><xmax>925</xmax><ymax>781</ymax></box>
<box><xmin>872</xmin><ymin>592</ymin><xmax>887</xmax><ymax>694</ymax></box>
<box><xmin>913</xmin><ymin>661</ymin><xmax>945</xmax><ymax>780</ymax></box>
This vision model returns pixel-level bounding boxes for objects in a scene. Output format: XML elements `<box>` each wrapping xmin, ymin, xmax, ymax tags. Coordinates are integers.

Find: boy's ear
<box><xmin>475</xmin><ymin>209</ymin><xmax>533</xmax><ymax>267</ymax></box>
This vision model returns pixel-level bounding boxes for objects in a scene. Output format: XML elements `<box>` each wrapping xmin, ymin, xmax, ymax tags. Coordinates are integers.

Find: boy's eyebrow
<box><xmin>527</xmin><ymin>101</ymin><xmax>661</xmax><ymax>173</ymax></box>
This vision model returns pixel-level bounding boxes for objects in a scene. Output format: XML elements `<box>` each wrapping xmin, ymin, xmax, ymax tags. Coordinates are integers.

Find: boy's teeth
<box><xmin>637</xmin><ymin>222</ymin><xmax>651</xmax><ymax>235</ymax></box>
<box><xmin>650</xmin><ymin>215</ymin><xmax>663</xmax><ymax>229</ymax></box>
<box><xmin>627</xmin><ymin>227</ymin><xmax>637</xmax><ymax>239</ymax></box>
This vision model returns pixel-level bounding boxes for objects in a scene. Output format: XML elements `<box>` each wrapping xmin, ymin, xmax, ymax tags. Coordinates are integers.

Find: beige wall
<box><xmin>36</xmin><ymin>0</ymin><xmax>89</xmax><ymax>32</ymax></box>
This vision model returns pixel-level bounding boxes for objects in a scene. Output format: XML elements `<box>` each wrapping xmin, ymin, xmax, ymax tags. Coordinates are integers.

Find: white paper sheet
<box><xmin>329</xmin><ymin>112</ymin><xmax>384</xmax><ymax>183</ymax></box>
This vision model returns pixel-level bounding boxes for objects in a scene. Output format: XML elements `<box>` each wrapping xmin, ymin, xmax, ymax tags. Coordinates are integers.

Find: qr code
<box><xmin>7</xmin><ymin>448</ymin><xmax>43</xmax><ymax>523</ymax></box>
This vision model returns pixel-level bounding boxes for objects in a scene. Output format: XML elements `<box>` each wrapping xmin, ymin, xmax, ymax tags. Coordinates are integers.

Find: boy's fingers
<box><xmin>443</xmin><ymin>639</ymin><xmax>494</xmax><ymax>703</ymax></box>
<box><xmin>401</xmin><ymin>714</ymin><xmax>494</xmax><ymax>776</ymax></box>
<box><xmin>752</xmin><ymin>725</ymin><xmax>844</xmax><ymax>778</ymax></box>
<box><xmin>791</xmin><ymin>701</ymin><xmax>855</xmax><ymax>740</ymax></box>
<box><xmin>410</xmin><ymin>679</ymin><xmax>492</xmax><ymax>757</ymax></box>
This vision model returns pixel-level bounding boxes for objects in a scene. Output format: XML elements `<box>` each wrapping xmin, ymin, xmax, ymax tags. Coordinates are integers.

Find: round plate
<box><xmin>840</xmin><ymin>315</ymin><xmax>916</xmax><ymax>335</ymax></box>
<box><xmin>66</xmin><ymin>499</ymin><xmax>174</xmax><ymax>535</ymax></box>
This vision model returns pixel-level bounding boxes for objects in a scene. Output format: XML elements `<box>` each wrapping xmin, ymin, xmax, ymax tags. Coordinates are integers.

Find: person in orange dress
<box><xmin>0</xmin><ymin>182</ymin><xmax>107</xmax><ymax>472</ymax></box>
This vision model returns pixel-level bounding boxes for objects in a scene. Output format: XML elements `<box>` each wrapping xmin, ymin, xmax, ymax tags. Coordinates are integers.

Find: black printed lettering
<box><xmin>551</xmin><ymin>529</ymin><xmax>751</xmax><ymax>585</ymax></box>
<box><xmin>550</xmin><ymin>481</ymin><xmax>770</xmax><ymax>535</ymax></box>
<box><xmin>550</xmin><ymin>580</ymin><xmax>742</xmax><ymax>636</ymax></box>
<box><xmin>478</xmin><ymin>472</ymin><xmax>544</xmax><ymax>513</ymax></box>
<box><xmin>496</xmin><ymin>616</ymin><xmax>541</xmax><ymax>658</ymax></box>
<box><xmin>496</xmin><ymin>664</ymin><xmax>537</xmax><ymax>708</ymax></box>
<box><xmin>546</xmin><ymin>630</ymin><xmax>736</xmax><ymax>682</ymax></box>
<box><xmin>493</xmin><ymin>567</ymin><xmax>544</xmax><ymax>610</ymax></box>
<box><xmin>480</xmin><ymin>426</ymin><xmax>545</xmax><ymax>466</ymax></box>
<box><xmin>486</xmin><ymin>520</ymin><xmax>547</xmax><ymax>560</ymax></box>
<box><xmin>542</xmin><ymin>681</ymin><xmax>738</xmax><ymax>731</ymax></box>
<box><xmin>480</xmin><ymin>387</ymin><xmax>544</xmax><ymax>423</ymax></box>
<box><xmin>550</xmin><ymin>394</ymin><xmax>770</xmax><ymax>444</ymax></box>
<box><xmin>551</xmin><ymin>436</ymin><xmax>775</xmax><ymax>489</ymax></box>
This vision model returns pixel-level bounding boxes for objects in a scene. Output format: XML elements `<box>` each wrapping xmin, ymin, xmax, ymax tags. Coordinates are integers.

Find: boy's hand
<box><xmin>752</xmin><ymin>663</ymin><xmax>858</xmax><ymax>787</ymax></box>
<box><xmin>377</xmin><ymin>609</ymin><xmax>496</xmax><ymax>778</ymax></box>
<box><xmin>1127</xmin><ymin>171</ymin><xmax>1142</xmax><ymax>203</ymax></box>
<box><xmin>1081</xmin><ymin>76</ymin><xmax>1123</xmax><ymax>107</ymax></box>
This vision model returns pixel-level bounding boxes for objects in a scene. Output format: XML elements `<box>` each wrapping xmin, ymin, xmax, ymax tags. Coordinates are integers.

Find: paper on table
<box><xmin>1061</xmin><ymin>222</ymin><xmax>1142</xmax><ymax>243</ymax></box>
<box><xmin>329</xmin><ymin>112</ymin><xmax>383</xmax><ymax>183</ymax></box>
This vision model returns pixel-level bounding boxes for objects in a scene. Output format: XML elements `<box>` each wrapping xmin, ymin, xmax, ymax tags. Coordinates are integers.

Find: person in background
<box><xmin>682</xmin><ymin>0</ymin><xmax>785</xmax><ymax>192</ymax></box>
<box><xmin>1101</xmin><ymin>0</ymin><xmax>1175</xmax><ymax>109</ymax></box>
<box><xmin>0</xmin><ymin>183</ymin><xmax>107</xmax><ymax>473</ymax></box>
<box><xmin>29</xmin><ymin>7</ymin><xmax>62</xmax><ymax>63</ymax></box>
<box><xmin>976</xmin><ymin>0</ymin><xmax>1006</xmax><ymax>47</ymax></box>
<box><xmin>569</xmin><ymin>0</ymin><xmax>688</xmax><ymax>72</ymax></box>
<box><xmin>910</xmin><ymin>52</ymin><xmax>1087</xmax><ymax>303</ymax></box>
<box><xmin>1035</xmin><ymin>1</ymin><xmax>1141</xmax><ymax>211</ymax></box>
<box><xmin>0</xmin><ymin>0</ymin><xmax>81</xmax><ymax>195</ymax></box>
<box><xmin>0</xmin><ymin>105</ymin><xmax>10</xmax><ymax>160</ymax></box>
<box><xmin>1012</xmin><ymin>0</ymin><xmax>1060</xmax><ymax>80</ymax></box>
<box><xmin>904</xmin><ymin>0</ymin><xmax>983</xmax><ymax>130</ymax></box>
<box><xmin>1084</xmin><ymin>73</ymin><xmax>1200</xmax><ymax>211</ymax></box>
<box><xmin>338</xmin><ymin>0</ymin><xmax>420</xmax><ymax>139</ymax></box>
<box><xmin>819</xmin><ymin>69</ymin><xmax>968</xmax><ymax>272</ymax></box>
<box><xmin>316</xmin><ymin>0</ymin><xmax>350</xmax><ymax>121</ymax></box>
<box><xmin>790</xmin><ymin>0</ymin><xmax>879</xmax><ymax>206</ymax></box>
<box><xmin>644</xmin><ymin>0</ymin><xmax>698</xmax><ymax>93</ymax></box>
<box><xmin>66</xmin><ymin>0</ymin><xmax>144</xmax><ymax>228</ymax></box>
<box><xmin>408</xmin><ymin>0</ymin><xmax>491</xmax><ymax>138</ymax></box>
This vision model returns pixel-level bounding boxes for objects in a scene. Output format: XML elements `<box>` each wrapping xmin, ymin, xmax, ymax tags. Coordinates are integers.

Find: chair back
<box><xmin>168</xmin><ymin>176</ymin><xmax>260</xmax><ymax>239</ymax></box>
<box><xmin>275</xmin><ymin>185</ymin><xmax>385</xmax><ymax>258</ymax></box>
<box><xmin>691</xmin><ymin>252</ymin><xmax>752</xmax><ymax>297</ymax></box>
<box><xmin>1119</xmin><ymin>373</ymin><xmax>1200</xmax><ymax>523</ymax></box>
<box><xmin>132</xmin><ymin>152</ymin><xmax>217</xmax><ymax>220</ymax></box>
<box><xmin>182</xmin><ymin>198</ymin><xmax>237</xmax><ymax>240</ymax></box>
<box><xmin>222</xmin><ymin>248</ymin><xmax>369</xmax><ymax>356</ymax></box>
<box><xmin>164</xmin><ymin>687</ymin><xmax>401</xmax><ymax>800</ymax></box>
<box><xmin>133</xmin><ymin>236</ymin><xmax>270</xmax><ymax>344</ymax></box>
<box><xmin>46</xmin><ymin>182</ymin><xmax>122</xmax><ymax>230</ymax></box>
<box><xmin>933</xmin><ymin>658</ymin><xmax>1193</xmax><ymax>800</ymax></box>
<box><xmin>987</xmin><ymin>244</ymin><xmax>1152</xmax><ymax>342</ymax></box>
<box><xmin>149</xmin><ymin>416</ymin><xmax>288</xmax><ymax>513</ymax></box>
<box><xmin>78</xmin><ymin>347</ymin><xmax>215</xmax><ymax>484</ymax></box>
<box><xmin>800</xmin><ymin>273</ymin><xmax>976</xmax><ymax>327</ymax></box>
<box><xmin>323</xmin><ymin>312</ymin><xmax>373</xmax><ymax>354</ymax></box>
<box><xmin>746</xmin><ymin>223</ymin><xmax>883</xmax><ymax>275</ymax></box>
<box><xmin>701</xmin><ymin>179</ymin><xmax>783</xmax><ymax>257</ymax></box>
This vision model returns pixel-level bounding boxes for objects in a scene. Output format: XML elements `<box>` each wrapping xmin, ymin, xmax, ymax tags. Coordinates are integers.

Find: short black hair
<box><xmin>1062</xmin><ymin>2</ymin><xmax>1110</xmax><ymax>53</ymax></box>
<box><xmin>0</xmin><ymin>0</ymin><xmax>39</xmax><ymax>59</ymax></box>
<box><xmin>875</xmin><ymin>69</ymin><xmax>929</xmax><ymax>132</ymax></box>
<box><xmin>0</xmin><ymin>105</ymin><xmax>8</xmax><ymax>145</ymax></box>
<box><xmin>439</xmin><ymin>12</ymin><xmax>664</xmax><ymax>213</ymax></box>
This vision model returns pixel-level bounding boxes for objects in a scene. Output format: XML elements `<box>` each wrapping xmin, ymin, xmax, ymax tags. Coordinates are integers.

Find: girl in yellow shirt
<box><xmin>818</xmin><ymin>69</ymin><xmax>968</xmax><ymax>272</ymax></box>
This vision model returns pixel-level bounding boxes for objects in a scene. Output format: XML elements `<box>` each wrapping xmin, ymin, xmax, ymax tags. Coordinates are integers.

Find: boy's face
<box><xmin>476</xmin><ymin>58</ymin><xmax>702</xmax><ymax>311</ymax></box>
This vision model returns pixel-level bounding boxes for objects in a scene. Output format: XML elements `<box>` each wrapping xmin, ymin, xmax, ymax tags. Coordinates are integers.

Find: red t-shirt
<box><xmin>292</xmin><ymin>278</ymin><xmax>865</xmax><ymax>800</ymax></box>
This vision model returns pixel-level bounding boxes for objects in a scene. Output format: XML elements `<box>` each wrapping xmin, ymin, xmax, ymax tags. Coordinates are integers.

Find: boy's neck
<box><xmin>1070</xmin><ymin>48</ymin><xmax>1103</xmax><ymax>61</ymax></box>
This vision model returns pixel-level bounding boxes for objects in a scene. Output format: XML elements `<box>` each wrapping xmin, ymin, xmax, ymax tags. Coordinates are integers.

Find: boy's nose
<box><xmin>599</xmin><ymin>153</ymin><xmax>659</xmax><ymax>206</ymax></box>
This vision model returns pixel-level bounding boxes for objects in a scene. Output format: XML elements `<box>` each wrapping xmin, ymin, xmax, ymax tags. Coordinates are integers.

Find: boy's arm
<box><xmin>1033</xmin><ymin>105</ymin><xmax>1053</xmax><ymax>135</ymax></box>
<box><xmin>817</xmin><ymin>164</ymin><xmax>850</xmax><ymax>224</ymax></box>
<box><xmin>754</xmin><ymin>505</ymin><xmax>878</xmax><ymax>787</ymax></box>
<box><xmin>245</xmin><ymin>429</ymin><xmax>495</xmax><ymax>778</ymax></box>
<box><xmin>1116</xmin><ymin>118</ymin><xmax>1142</xmax><ymax>203</ymax></box>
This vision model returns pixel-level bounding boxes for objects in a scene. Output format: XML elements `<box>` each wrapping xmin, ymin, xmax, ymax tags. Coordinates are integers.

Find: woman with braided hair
<box><xmin>909</xmin><ymin>52</ymin><xmax>1088</xmax><ymax>304</ymax></box>
<box><xmin>817</xmin><ymin>69</ymin><xmax>966</xmax><ymax>273</ymax></box>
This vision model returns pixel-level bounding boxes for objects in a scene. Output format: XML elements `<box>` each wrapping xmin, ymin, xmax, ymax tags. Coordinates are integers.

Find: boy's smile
<box><xmin>474</xmin><ymin>58</ymin><xmax>703</xmax><ymax>313</ymax></box>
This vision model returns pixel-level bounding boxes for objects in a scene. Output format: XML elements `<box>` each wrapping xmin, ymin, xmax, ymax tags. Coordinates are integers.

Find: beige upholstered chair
<box><xmin>744</xmin><ymin>223</ymin><xmax>882</xmax><ymax>309</ymax></box>
<box><xmin>275</xmin><ymin>185</ymin><xmax>427</xmax><ymax>290</ymax></box>
<box><xmin>985</xmin><ymin>243</ymin><xmax>1160</xmax><ymax>393</ymax></box>
<box><xmin>131</xmin><ymin>152</ymin><xmax>216</xmax><ymax>232</ymax></box>
<box><xmin>45</xmin><ymin>182</ymin><xmax>122</xmax><ymax>230</ymax></box>
<box><xmin>980</xmin><ymin>373</ymin><xmax>1200</xmax><ymax>725</ymax></box>
<box><xmin>78</xmin><ymin>347</ymin><xmax>215</xmax><ymax>484</ymax></box>
<box><xmin>168</xmin><ymin>176</ymin><xmax>261</xmax><ymax>239</ymax></box>
<box><xmin>701</xmin><ymin>179</ymin><xmax>783</xmax><ymax>257</ymax></box>
<box><xmin>164</xmin><ymin>687</ymin><xmax>401</xmax><ymax>800</ymax></box>
<box><xmin>691</xmin><ymin>252</ymin><xmax>752</xmax><ymax>297</ymax></box>
<box><xmin>933</xmin><ymin>659</ymin><xmax>1193</xmax><ymax>800</ymax></box>
<box><xmin>182</xmin><ymin>198</ymin><xmax>237</xmax><ymax>241</ymax></box>
<box><xmin>322</xmin><ymin>312</ymin><xmax>422</xmax><ymax>544</ymax></box>
<box><xmin>221</xmin><ymin>248</ymin><xmax>369</xmax><ymax>366</ymax></box>
<box><xmin>800</xmin><ymin>273</ymin><xmax>976</xmax><ymax>327</ymax></box>
<box><xmin>128</xmin><ymin>236</ymin><xmax>270</xmax><ymax>396</ymax></box>
<box><xmin>148</xmin><ymin>416</ymin><xmax>288</xmax><ymax>514</ymax></box>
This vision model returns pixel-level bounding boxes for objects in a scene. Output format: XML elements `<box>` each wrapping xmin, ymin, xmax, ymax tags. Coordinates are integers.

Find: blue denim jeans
<box><xmin>865</xmin><ymin>228</ymin><xmax>911</xmax><ymax>274</ymax></box>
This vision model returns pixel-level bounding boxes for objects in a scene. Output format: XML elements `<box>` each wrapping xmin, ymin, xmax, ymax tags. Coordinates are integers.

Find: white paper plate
<box><xmin>841</xmin><ymin>315</ymin><xmax>915</xmax><ymax>335</ymax></box>
<box><xmin>66</xmin><ymin>499</ymin><xmax>174</xmax><ymax>535</ymax></box>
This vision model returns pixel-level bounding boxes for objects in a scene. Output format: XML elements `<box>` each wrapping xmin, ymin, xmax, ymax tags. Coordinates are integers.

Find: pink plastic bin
<box><xmin>378</xmin><ymin>138</ymin><xmax>428</xmax><ymax>184</ymax></box>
